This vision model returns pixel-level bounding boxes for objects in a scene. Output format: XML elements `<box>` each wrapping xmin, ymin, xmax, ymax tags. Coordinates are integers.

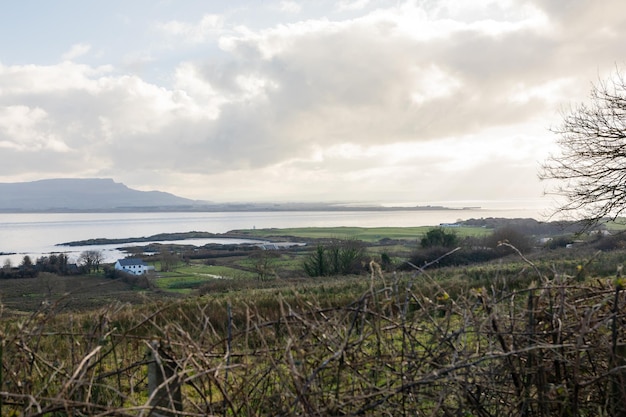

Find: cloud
<box><xmin>336</xmin><ymin>0</ymin><xmax>370</xmax><ymax>12</ymax></box>
<box><xmin>61</xmin><ymin>43</ymin><xmax>92</xmax><ymax>61</ymax></box>
<box><xmin>0</xmin><ymin>61</ymin><xmax>217</xmax><ymax>177</ymax></box>
<box><xmin>157</xmin><ymin>14</ymin><xmax>225</xmax><ymax>44</ymax></box>
<box><xmin>207</xmin><ymin>6</ymin><xmax>559</xmax><ymax>155</ymax></box>
<box><xmin>277</xmin><ymin>1</ymin><xmax>302</xmax><ymax>13</ymax></box>
<box><xmin>1</xmin><ymin>0</ymin><xmax>625</xmax><ymax>204</ymax></box>
<box><xmin>0</xmin><ymin>105</ymin><xmax>68</xmax><ymax>152</ymax></box>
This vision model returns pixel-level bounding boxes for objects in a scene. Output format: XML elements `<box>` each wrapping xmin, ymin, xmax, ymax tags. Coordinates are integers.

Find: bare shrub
<box><xmin>2</xmin><ymin>258</ymin><xmax>626</xmax><ymax>416</ymax></box>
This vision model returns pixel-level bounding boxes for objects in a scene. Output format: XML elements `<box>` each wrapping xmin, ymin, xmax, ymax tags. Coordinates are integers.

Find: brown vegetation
<box><xmin>3</xmin><ymin>223</ymin><xmax>626</xmax><ymax>415</ymax></box>
<box><xmin>2</xmin><ymin>253</ymin><xmax>626</xmax><ymax>415</ymax></box>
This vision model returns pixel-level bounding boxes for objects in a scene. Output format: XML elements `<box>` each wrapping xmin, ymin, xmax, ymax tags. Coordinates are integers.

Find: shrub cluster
<box><xmin>2</xmin><ymin>265</ymin><xmax>626</xmax><ymax>416</ymax></box>
<box><xmin>103</xmin><ymin>265</ymin><xmax>152</xmax><ymax>289</ymax></box>
<box><xmin>406</xmin><ymin>226</ymin><xmax>535</xmax><ymax>269</ymax></box>
<box><xmin>302</xmin><ymin>239</ymin><xmax>364</xmax><ymax>277</ymax></box>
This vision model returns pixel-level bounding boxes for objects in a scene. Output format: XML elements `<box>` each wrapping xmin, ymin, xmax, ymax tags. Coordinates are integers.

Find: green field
<box><xmin>148</xmin><ymin>225</ymin><xmax>485</xmax><ymax>287</ymax></box>
<box><xmin>154</xmin><ymin>264</ymin><xmax>257</xmax><ymax>292</ymax></box>
<box><xmin>3</xmin><ymin>241</ymin><xmax>625</xmax><ymax>416</ymax></box>
<box><xmin>232</xmin><ymin>225</ymin><xmax>490</xmax><ymax>241</ymax></box>
<box><xmin>3</xmin><ymin>222</ymin><xmax>626</xmax><ymax>415</ymax></box>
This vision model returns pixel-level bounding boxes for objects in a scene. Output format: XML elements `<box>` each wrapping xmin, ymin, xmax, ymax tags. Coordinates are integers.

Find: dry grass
<box><xmin>2</xmin><ymin>258</ymin><xmax>626</xmax><ymax>416</ymax></box>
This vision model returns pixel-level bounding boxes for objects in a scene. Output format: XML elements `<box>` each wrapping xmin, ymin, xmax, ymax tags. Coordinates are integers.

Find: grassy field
<box><xmin>0</xmin><ymin>222</ymin><xmax>606</xmax><ymax>312</ymax></box>
<box><xmin>605</xmin><ymin>218</ymin><xmax>626</xmax><ymax>230</ymax></box>
<box><xmin>3</xmin><ymin>223</ymin><xmax>626</xmax><ymax>415</ymax></box>
<box><xmin>154</xmin><ymin>264</ymin><xmax>257</xmax><ymax>292</ymax></box>
<box><xmin>2</xmin><ymin>245</ymin><xmax>626</xmax><ymax>415</ymax></box>
<box><xmin>0</xmin><ymin>226</ymin><xmax>452</xmax><ymax>312</ymax></box>
<box><xmin>231</xmin><ymin>225</ymin><xmax>490</xmax><ymax>242</ymax></box>
<box><xmin>0</xmin><ymin>273</ymin><xmax>175</xmax><ymax>313</ymax></box>
<box><xmin>149</xmin><ymin>224</ymin><xmax>494</xmax><ymax>282</ymax></box>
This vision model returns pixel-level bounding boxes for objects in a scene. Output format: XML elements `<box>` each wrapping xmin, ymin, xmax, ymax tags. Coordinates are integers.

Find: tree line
<box><xmin>0</xmin><ymin>250</ymin><xmax>104</xmax><ymax>279</ymax></box>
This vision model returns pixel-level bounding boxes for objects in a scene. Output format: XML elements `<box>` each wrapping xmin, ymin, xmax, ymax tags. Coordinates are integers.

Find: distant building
<box><xmin>114</xmin><ymin>258</ymin><xmax>151</xmax><ymax>275</ymax></box>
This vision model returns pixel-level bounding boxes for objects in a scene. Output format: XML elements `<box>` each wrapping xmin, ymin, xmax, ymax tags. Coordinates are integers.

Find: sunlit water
<box><xmin>0</xmin><ymin>205</ymin><xmax>549</xmax><ymax>265</ymax></box>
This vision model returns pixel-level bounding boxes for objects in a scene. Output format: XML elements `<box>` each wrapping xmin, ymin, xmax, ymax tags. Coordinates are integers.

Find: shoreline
<box><xmin>0</xmin><ymin>204</ymin><xmax>482</xmax><ymax>214</ymax></box>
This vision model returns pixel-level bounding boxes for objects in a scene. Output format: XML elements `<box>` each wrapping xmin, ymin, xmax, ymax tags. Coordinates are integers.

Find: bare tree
<box><xmin>252</xmin><ymin>250</ymin><xmax>279</xmax><ymax>281</ymax></box>
<box><xmin>78</xmin><ymin>250</ymin><xmax>104</xmax><ymax>273</ymax></box>
<box><xmin>159</xmin><ymin>249</ymin><xmax>180</xmax><ymax>272</ymax></box>
<box><xmin>540</xmin><ymin>70</ymin><xmax>626</xmax><ymax>224</ymax></box>
<box><xmin>38</xmin><ymin>272</ymin><xmax>56</xmax><ymax>298</ymax></box>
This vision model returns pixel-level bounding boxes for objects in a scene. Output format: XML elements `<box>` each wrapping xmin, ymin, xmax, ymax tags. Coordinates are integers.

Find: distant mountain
<box><xmin>0</xmin><ymin>178</ymin><xmax>476</xmax><ymax>213</ymax></box>
<box><xmin>0</xmin><ymin>178</ymin><xmax>204</xmax><ymax>211</ymax></box>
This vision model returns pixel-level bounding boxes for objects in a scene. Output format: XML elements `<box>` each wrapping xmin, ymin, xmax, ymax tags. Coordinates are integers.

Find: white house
<box><xmin>114</xmin><ymin>258</ymin><xmax>151</xmax><ymax>275</ymax></box>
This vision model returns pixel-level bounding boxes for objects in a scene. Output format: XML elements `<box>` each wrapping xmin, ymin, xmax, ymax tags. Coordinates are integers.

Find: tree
<box><xmin>57</xmin><ymin>253</ymin><xmax>69</xmax><ymax>274</ymax></box>
<box><xmin>484</xmin><ymin>226</ymin><xmax>533</xmax><ymax>255</ymax></box>
<box><xmin>420</xmin><ymin>228</ymin><xmax>458</xmax><ymax>248</ymax></box>
<box><xmin>77</xmin><ymin>250</ymin><xmax>104</xmax><ymax>273</ymax></box>
<box><xmin>35</xmin><ymin>253</ymin><xmax>70</xmax><ymax>275</ymax></box>
<box><xmin>159</xmin><ymin>249</ymin><xmax>180</xmax><ymax>272</ymax></box>
<box><xmin>380</xmin><ymin>252</ymin><xmax>393</xmax><ymax>271</ymax></box>
<box><xmin>302</xmin><ymin>239</ymin><xmax>365</xmax><ymax>277</ymax></box>
<box><xmin>38</xmin><ymin>272</ymin><xmax>56</xmax><ymax>298</ymax></box>
<box><xmin>303</xmin><ymin>245</ymin><xmax>328</xmax><ymax>277</ymax></box>
<box><xmin>540</xmin><ymin>70</ymin><xmax>626</xmax><ymax>224</ymax></box>
<box><xmin>335</xmin><ymin>239</ymin><xmax>364</xmax><ymax>275</ymax></box>
<box><xmin>251</xmin><ymin>250</ymin><xmax>279</xmax><ymax>281</ymax></box>
<box><xmin>18</xmin><ymin>255</ymin><xmax>37</xmax><ymax>278</ymax></box>
<box><xmin>21</xmin><ymin>255</ymin><xmax>33</xmax><ymax>267</ymax></box>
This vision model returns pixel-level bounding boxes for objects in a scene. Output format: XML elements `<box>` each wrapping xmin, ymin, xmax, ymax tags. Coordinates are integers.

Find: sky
<box><xmin>0</xmin><ymin>0</ymin><xmax>624</xmax><ymax>209</ymax></box>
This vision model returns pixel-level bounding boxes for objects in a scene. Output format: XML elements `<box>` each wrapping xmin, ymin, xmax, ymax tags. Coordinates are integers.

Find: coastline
<box><xmin>0</xmin><ymin>208</ymin><xmax>546</xmax><ymax>266</ymax></box>
<box><xmin>0</xmin><ymin>203</ymin><xmax>481</xmax><ymax>214</ymax></box>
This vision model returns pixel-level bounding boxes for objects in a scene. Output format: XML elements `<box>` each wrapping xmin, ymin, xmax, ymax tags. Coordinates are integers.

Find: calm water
<box><xmin>0</xmin><ymin>207</ymin><xmax>546</xmax><ymax>265</ymax></box>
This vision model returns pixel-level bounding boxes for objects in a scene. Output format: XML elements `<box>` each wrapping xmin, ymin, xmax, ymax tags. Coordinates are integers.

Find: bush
<box><xmin>303</xmin><ymin>239</ymin><xmax>365</xmax><ymax>277</ymax></box>
<box><xmin>545</xmin><ymin>235</ymin><xmax>574</xmax><ymax>250</ymax></box>
<box><xmin>420</xmin><ymin>228</ymin><xmax>458</xmax><ymax>248</ymax></box>
<box><xmin>593</xmin><ymin>232</ymin><xmax>626</xmax><ymax>251</ymax></box>
<box><xmin>5</xmin><ymin>266</ymin><xmax>626</xmax><ymax>416</ymax></box>
<box><xmin>484</xmin><ymin>226</ymin><xmax>533</xmax><ymax>254</ymax></box>
<box><xmin>405</xmin><ymin>246</ymin><xmax>502</xmax><ymax>269</ymax></box>
<box><xmin>103</xmin><ymin>265</ymin><xmax>152</xmax><ymax>289</ymax></box>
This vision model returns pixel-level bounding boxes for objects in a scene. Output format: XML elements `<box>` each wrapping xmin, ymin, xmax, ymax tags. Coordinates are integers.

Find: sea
<box><xmin>0</xmin><ymin>203</ymin><xmax>550</xmax><ymax>266</ymax></box>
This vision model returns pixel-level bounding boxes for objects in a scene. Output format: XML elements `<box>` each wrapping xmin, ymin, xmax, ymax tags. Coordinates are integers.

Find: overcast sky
<box><xmin>0</xmin><ymin>0</ymin><xmax>623</xmax><ymax>208</ymax></box>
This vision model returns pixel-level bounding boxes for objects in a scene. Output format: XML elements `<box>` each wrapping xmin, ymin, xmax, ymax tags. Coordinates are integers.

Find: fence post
<box><xmin>147</xmin><ymin>340</ymin><xmax>183</xmax><ymax>416</ymax></box>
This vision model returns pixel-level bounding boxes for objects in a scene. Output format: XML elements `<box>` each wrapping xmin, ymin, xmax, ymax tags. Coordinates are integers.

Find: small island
<box><xmin>57</xmin><ymin>231</ymin><xmax>228</xmax><ymax>247</ymax></box>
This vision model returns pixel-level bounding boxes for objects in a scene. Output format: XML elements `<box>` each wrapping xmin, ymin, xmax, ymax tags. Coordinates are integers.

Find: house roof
<box><xmin>116</xmin><ymin>258</ymin><xmax>147</xmax><ymax>266</ymax></box>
